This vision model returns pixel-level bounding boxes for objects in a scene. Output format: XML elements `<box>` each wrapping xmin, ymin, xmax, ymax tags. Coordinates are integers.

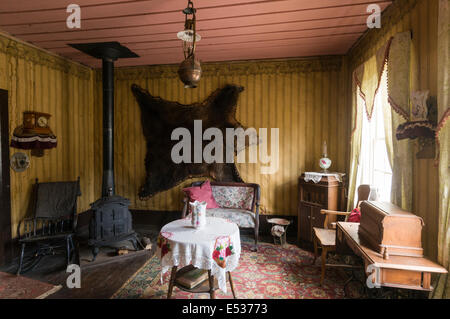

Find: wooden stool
<box><xmin>167</xmin><ymin>265</ymin><xmax>237</xmax><ymax>299</ymax></box>
<box><xmin>267</xmin><ymin>218</ymin><xmax>291</xmax><ymax>247</ymax></box>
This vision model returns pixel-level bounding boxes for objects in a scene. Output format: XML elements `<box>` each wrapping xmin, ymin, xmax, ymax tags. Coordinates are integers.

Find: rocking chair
<box><xmin>16</xmin><ymin>178</ymin><xmax>81</xmax><ymax>275</ymax></box>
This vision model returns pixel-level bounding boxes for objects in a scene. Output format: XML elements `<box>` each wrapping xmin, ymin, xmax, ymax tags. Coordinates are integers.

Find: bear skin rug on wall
<box><xmin>131</xmin><ymin>84</ymin><xmax>252</xmax><ymax>200</ymax></box>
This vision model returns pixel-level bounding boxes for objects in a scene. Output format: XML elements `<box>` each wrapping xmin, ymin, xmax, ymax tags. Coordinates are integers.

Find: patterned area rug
<box><xmin>112</xmin><ymin>241</ymin><xmax>346</xmax><ymax>299</ymax></box>
<box><xmin>0</xmin><ymin>272</ymin><xmax>62</xmax><ymax>299</ymax></box>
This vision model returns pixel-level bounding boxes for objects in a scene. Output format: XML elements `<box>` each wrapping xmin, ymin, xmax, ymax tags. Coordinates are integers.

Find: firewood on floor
<box><xmin>117</xmin><ymin>248</ymin><xmax>129</xmax><ymax>256</ymax></box>
<box><xmin>141</xmin><ymin>237</ymin><xmax>152</xmax><ymax>250</ymax></box>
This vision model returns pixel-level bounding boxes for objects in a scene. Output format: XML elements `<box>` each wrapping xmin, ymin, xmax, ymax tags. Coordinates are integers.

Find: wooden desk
<box><xmin>336</xmin><ymin>222</ymin><xmax>447</xmax><ymax>291</ymax></box>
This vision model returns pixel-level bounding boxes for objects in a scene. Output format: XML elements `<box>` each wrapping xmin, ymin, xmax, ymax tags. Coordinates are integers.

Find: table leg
<box><xmin>167</xmin><ymin>266</ymin><xmax>178</xmax><ymax>299</ymax></box>
<box><xmin>208</xmin><ymin>270</ymin><xmax>216</xmax><ymax>299</ymax></box>
<box><xmin>228</xmin><ymin>271</ymin><xmax>237</xmax><ymax>299</ymax></box>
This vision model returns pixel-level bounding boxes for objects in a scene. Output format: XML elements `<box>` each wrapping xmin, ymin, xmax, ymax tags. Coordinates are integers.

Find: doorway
<box><xmin>0</xmin><ymin>89</ymin><xmax>11</xmax><ymax>265</ymax></box>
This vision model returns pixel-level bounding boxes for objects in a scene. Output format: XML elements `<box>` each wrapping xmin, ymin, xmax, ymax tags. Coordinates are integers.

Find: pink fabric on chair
<box><xmin>348</xmin><ymin>207</ymin><xmax>361</xmax><ymax>223</ymax></box>
<box><xmin>182</xmin><ymin>180</ymin><xmax>219</xmax><ymax>209</ymax></box>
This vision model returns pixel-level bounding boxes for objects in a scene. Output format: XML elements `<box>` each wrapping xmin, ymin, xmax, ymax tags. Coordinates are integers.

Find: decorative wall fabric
<box><xmin>431</xmin><ymin>0</ymin><xmax>450</xmax><ymax>300</ymax></box>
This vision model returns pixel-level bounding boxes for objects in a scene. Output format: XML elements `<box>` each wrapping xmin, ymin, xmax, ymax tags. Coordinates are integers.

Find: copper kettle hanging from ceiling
<box><xmin>177</xmin><ymin>0</ymin><xmax>202</xmax><ymax>88</ymax></box>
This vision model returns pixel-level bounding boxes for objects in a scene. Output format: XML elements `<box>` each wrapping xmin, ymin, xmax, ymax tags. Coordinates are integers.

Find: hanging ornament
<box><xmin>177</xmin><ymin>0</ymin><xmax>202</xmax><ymax>88</ymax></box>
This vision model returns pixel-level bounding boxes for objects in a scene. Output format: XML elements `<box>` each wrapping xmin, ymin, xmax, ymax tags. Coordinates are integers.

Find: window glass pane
<box><xmin>355</xmin><ymin>68</ymin><xmax>392</xmax><ymax>206</ymax></box>
<box><xmin>373</xmin><ymin>171</ymin><xmax>391</xmax><ymax>201</ymax></box>
<box><xmin>374</xmin><ymin>140</ymin><xmax>391</xmax><ymax>173</ymax></box>
<box><xmin>375</xmin><ymin>104</ymin><xmax>385</xmax><ymax>138</ymax></box>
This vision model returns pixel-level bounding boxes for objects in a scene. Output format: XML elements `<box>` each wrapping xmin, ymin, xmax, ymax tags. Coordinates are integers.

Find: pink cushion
<box><xmin>183</xmin><ymin>180</ymin><xmax>219</xmax><ymax>209</ymax></box>
<box><xmin>348</xmin><ymin>207</ymin><xmax>361</xmax><ymax>223</ymax></box>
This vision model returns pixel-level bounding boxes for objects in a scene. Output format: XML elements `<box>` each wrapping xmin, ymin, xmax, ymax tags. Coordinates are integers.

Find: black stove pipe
<box><xmin>68</xmin><ymin>42</ymin><xmax>138</xmax><ymax>198</ymax></box>
<box><xmin>102</xmin><ymin>58</ymin><xmax>115</xmax><ymax>197</ymax></box>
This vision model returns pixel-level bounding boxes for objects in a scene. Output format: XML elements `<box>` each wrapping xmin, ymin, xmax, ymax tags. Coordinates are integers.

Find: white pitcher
<box><xmin>189</xmin><ymin>200</ymin><xmax>207</xmax><ymax>229</ymax></box>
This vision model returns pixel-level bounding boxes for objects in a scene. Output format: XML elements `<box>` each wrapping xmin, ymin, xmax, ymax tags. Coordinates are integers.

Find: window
<box><xmin>355</xmin><ymin>69</ymin><xmax>392</xmax><ymax>205</ymax></box>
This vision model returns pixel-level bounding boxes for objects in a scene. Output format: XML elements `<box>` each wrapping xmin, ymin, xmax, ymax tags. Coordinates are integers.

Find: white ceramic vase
<box><xmin>189</xmin><ymin>200</ymin><xmax>207</xmax><ymax>229</ymax></box>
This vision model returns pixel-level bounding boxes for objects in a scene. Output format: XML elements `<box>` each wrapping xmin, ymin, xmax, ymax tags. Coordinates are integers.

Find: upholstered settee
<box><xmin>182</xmin><ymin>181</ymin><xmax>260</xmax><ymax>249</ymax></box>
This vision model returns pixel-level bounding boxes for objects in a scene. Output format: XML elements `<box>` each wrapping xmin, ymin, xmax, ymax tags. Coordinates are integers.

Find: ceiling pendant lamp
<box><xmin>177</xmin><ymin>0</ymin><xmax>202</xmax><ymax>88</ymax></box>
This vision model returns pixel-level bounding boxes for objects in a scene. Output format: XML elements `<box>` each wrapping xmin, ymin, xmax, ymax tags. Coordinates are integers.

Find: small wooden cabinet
<box><xmin>297</xmin><ymin>173</ymin><xmax>345</xmax><ymax>246</ymax></box>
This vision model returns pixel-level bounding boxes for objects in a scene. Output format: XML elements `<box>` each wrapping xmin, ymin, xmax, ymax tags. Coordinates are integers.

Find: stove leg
<box><xmin>130</xmin><ymin>238</ymin><xmax>138</xmax><ymax>251</ymax></box>
<box><xmin>91</xmin><ymin>246</ymin><xmax>99</xmax><ymax>262</ymax></box>
<box><xmin>66</xmin><ymin>236</ymin><xmax>71</xmax><ymax>266</ymax></box>
<box><xmin>136</xmin><ymin>235</ymin><xmax>145</xmax><ymax>249</ymax></box>
<box><xmin>69</xmin><ymin>236</ymin><xmax>75</xmax><ymax>251</ymax></box>
<box><xmin>16</xmin><ymin>243</ymin><xmax>26</xmax><ymax>275</ymax></box>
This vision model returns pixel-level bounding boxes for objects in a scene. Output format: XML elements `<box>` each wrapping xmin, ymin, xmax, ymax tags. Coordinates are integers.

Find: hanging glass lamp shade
<box><xmin>177</xmin><ymin>30</ymin><xmax>201</xmax><ymax>43</ymax></box>
<box><xmin>177</xmin><ymin>28</ymin><xmax>201</xmax><ymax>60</ymax></box>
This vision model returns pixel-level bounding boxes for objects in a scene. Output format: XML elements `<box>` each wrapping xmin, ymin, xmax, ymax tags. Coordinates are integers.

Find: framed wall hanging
<box><xmin>10</xmin><ymin>152</ymin><xmax>30</xmax><ymax>172</ymax></box>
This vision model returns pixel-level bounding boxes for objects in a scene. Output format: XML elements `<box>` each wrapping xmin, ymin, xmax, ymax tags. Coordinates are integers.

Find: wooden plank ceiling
<box><xmin>0</xmin><ymin>0</ymin><xmax>392</xmax><ymax>68</ymax></box>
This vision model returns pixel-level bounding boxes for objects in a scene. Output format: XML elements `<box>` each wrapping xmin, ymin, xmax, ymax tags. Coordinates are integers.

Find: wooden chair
<box><xmin>16</xmin><ymin>178</ymin><xmax>81</xmax><ymax>275</ymax></box>
<box><xmin>313</xmin><ymin>184</ymin><xmax>376</xmax><ymax>285</ymax></box>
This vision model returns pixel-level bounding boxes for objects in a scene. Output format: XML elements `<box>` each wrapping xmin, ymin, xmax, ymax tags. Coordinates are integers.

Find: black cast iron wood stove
<box><xmin>69</xmin><ymin>42</ymin><xmax>142</xmax><ymax>261</ymax></box>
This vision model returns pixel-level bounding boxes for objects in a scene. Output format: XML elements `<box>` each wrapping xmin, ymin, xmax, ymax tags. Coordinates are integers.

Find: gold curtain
<box><xmin>354</xmin><ymin>40</ymin><xmax>391</xmax><ymax>120</ymax></box>
<box><xmin>381</xmin><ymin>69</ymin><xmax>394</xmax><ymax>186</ymax></box>
<box><xmin>348</xmin><ymin>45</ymin><xmax>385</xmax><ymax>210</ymax></box>
<box><xmin>385</xmin><ymin>109</ymin><xmax>413</xmax><ymax>211</ymax></box>
<box><xmin>347</xmin><ymin>78</ymin><xmax>363</xmax><ymax>210</ymax></box>
<box><xmin>431</xmin><ymin>0</ymin><xmax>450</xmax><ymax>299</ymax></box>
<box><xmin>386</xmin><ymin>32</ymin><xmax>413</xmax><ymax>210</ymax></box>
<box><xmin>349</xmin><ymin>32</ymin><xmax>413</xmax><ymax>211</ymax></box>
<box><xmin>349</xmin><ymin>39</ymin><xmax>390</xmax><ymax>210</ymax></box>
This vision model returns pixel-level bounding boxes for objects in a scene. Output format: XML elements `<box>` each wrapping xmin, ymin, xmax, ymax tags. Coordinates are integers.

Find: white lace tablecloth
<box><xmin>304</xmin><ymin>172</ymin><xmax>344</xmax><ymax>183</ymax></box>
<box><xmin>156</xmin><ymin>217</ymin><xmax>241</xmax><ymax>293</ymax></box>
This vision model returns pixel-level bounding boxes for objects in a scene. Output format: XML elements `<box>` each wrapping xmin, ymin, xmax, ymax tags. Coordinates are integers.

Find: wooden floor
<box><xmin>0</xmin><ymin>248</ymin><xmax>153</xmax><ymax>299</ymax></box>
<box><xmin>0</xmin><ymin>223</ymin><xmax>159</xmax><ymax>299</ymax></box>
<box><xmin>48</xmin><ymin>251</ymin><xmax>152</xmax><ymax>299</ymax></box>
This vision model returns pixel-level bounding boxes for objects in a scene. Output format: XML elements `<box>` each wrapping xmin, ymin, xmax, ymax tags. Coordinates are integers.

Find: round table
<box><xmin>157</xmin><ymin>217</ymin><xmax>241</xmax><ymax>298</ymax></box>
